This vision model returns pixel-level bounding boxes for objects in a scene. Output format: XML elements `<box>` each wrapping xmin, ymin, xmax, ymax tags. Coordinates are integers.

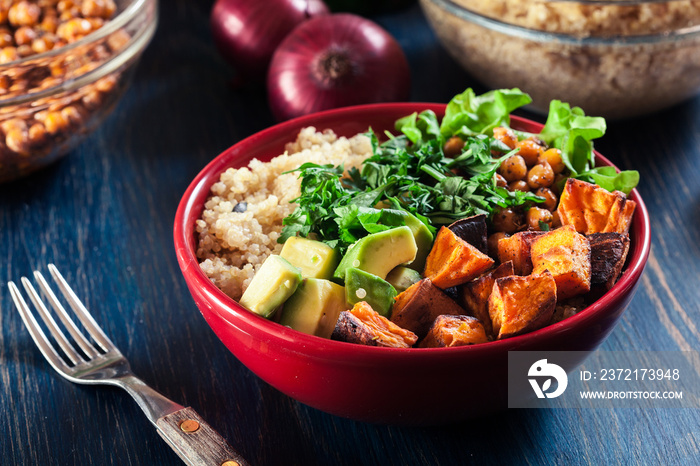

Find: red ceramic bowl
<box><xmin>174</xmin><ymin>103</ymin><xmax>650</xmax><ymax>425</ymax></box>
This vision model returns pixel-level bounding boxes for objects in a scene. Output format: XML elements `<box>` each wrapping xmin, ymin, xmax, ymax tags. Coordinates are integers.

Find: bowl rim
<box><xmin>0</xmin><ymin>0</ymin><xmax>158</xmax><ymax>107</ymax></box>
<box><xmin>424</xmin><ymin>0</ymin><xmax>700</xmax><ymax>45</ymax></box>
<box><xmin>174</xmin><ymin>102</ymin><xmax>651</xmax><ymax>361</ymax></box>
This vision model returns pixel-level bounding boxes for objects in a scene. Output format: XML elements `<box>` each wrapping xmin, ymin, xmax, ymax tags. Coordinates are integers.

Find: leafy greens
<box><xmin>280</xmin><ymin>88</ymin><xmax>639</xmax><ymax>253</ymax></box>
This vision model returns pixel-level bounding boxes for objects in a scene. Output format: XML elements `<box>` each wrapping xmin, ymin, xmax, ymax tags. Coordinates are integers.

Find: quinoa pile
<box><xmin>196</xmin><ymin>127</ymin><xmax>372</xmax><ymax>300</ymax></box>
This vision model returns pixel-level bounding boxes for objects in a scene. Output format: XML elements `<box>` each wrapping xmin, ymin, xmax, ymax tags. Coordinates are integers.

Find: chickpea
<box><xmin>5</xmin><ymin>127</ymin><xmax>29</xmax><ymax>155</ymax></box>
<box><xmin>14</xmin><ymin>26</ymin><xmax>36</xmax><ymax>46</ymax></box>
<box><xmin>515</xmin><ymin>138</ymin><xmax>544</xmax><ymax>166</ymax></box>
<box><xmin>43</xmin><ymin>110</ymin><xmax>68</xmax><ymax>134</ymax></box>
<box><xmin>443</xmin><ymin>135</ymin><xmax>464</xmax><ymax>157</ymax></box>
<box><xmin>495</xmin><ymin>173</ymin><xmax>507</xmax><ymax>188</ymax></box>
<box><xmin>534</xmin><ymin>187</ymin><xmax>558</xmax><ymax>211</ymax></box>
<box><xmin>28</xmin><ymin>122</ymin><xmax>47</xmax><ymax>146</ymax></box>
<box><xmin>491</xmin><ymin>207</ymin><xmax>524</xmax><ymax>234</ymax></box>
<box><xmin>508</xmin><ymin>180</ymin><xmax>529</xmax><ymax>192</ymax></box>
<box><xmin>8</xmin><ymin>2</ymin><xmax>41</xmax><ymax>27</ymax></box>
<box><xmin>0</xmin><ymin>46</ymin><xmax>19</xmax><ymax>64</ymax></box>
<box><xmin>552</xmin><ymin>173</ymin><xmax>568</xmax><ymax>194</ymax></box>
<box><xmin>493</xmin><ymin>126</ymin><xmax>516</xmax><ymax>149</ymax></box>
<box><xmin>527</xmin><ymin>162</ymin><xmax>555</xmax><ymax>189</ymax></box>
<box><xmin>487</xmin><ymin>231</ymin><xmax>509</xmax><ymax>258</ymax></box>
<box><xmin>551</xmin><ymin>211</ymin><xmax>563</xmax><ymax>229</ymax></box>
<box><xmin>499</xmin><ymin>154</ymin><xmax>527</xmax><ymax>182</ymax></box>
<box><xmin>31</xmin><ymin>35</ymin><xmax>55</xmax><ymax>54</ymax></box>
<box><xmin>0</xmin><ymin>30</ymin><xmax>13</xmax><ymax>48</ymax></box>
<box><xmin>539</xmin><ymin>148</ymin><xmax>566</xmax><ymax>174</ymax></box>
<box><xmin>526</xmin><ymin>207</ymin><xmax>553</xmax><ymax>231</ymax></box>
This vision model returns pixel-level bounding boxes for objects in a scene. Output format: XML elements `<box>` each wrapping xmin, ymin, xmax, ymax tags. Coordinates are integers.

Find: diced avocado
<box><xmin>279</xmin><ymin>278</ymin><xmax>347</xmax><ymax>338</ymax></box>
<box><xmin>280</xmin><ymin>236</ymin><xmax>340</xmax><ymax>280</ymax></box>
<box><xmin>345</xmin><ymin>267</ymin><xmax>397</xmax><ymax>317</ymax></box>
<box><xmin>385</xmin><ymin>266</ymin><xmax>422</xmax><ymax>293</ymax></box>
<box><xmin>239</xmin><ymin>255</ymin><xmax>302</xmax><ymax>318</ymax></box>
<box><xmin>333</xmin><ymin>226</ymin><xmax>417</xmax><ymax>281</ymax></box>
<box><xmin>401</xmin><ymin>211</ymin><xmax>434</xmax><ymax>272</ymax></box>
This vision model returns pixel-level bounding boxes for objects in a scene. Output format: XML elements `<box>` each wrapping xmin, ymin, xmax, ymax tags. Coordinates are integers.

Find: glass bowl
<box><xmin>0</xmin><ymin>0</ymin><xmax>157</xmax><ymax>183</ymax></box>
<box><xmin>419</xmin><ymin>0</ymin><xmax>700</xmax><ymax>119</ymax></box>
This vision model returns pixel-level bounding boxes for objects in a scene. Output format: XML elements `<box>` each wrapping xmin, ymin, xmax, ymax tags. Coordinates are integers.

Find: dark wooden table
<box><xmin>2</xmin><ymin>1</ymin><xmax>700</xmax><ymax>465</ymax></box>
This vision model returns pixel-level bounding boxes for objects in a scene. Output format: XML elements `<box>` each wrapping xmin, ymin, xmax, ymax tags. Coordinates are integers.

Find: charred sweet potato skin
<box><xmin>530</xmin><ymin>225</ymin><xmax>592</xmax><ymax>300</ymax></box>
<box><xmin>424</xmin><ymin>226</ymin><xmax>495</xmax><ymax>289</ymax></box>
<box><xmin>391</xmin><ymin>278</ymin><xmax>465</xmax><ymax>340</ymax></box>
<box><xmin>557</xmin><ymin>178</ymin><xmax>636</xmax><ymax>234</ymax></box>
<box><xmin>588</xmin><ymin>232</ymin><xmax>630</xmax><ymax>289</ymax></box>
<box><xmin>332</xmin><ymin>301</ymin><xmax>418</xmax><ymax>348</ymax></box>
<box><xmin>447</xmin><ymin>214</ymin><xmax>488</xmax><ymax>254</ymax></box>
<box><xmin>488</xmin><ymin>272</ymin><xmax>557</xmax><ymax>340</ymax></box>
<box><xmin>456</xmin><ymin>261</ymin><xmax>514</xmax><ymax>339</ymax></box>
<box><xmin>496</xmin><ymin>231</ymin><xmax>544</xmax><ymax>275</ymax></box>
<box><xmin>419</xmin><ymin>315</ymin><xmax>489</xmax><ymax>348</ymax></box>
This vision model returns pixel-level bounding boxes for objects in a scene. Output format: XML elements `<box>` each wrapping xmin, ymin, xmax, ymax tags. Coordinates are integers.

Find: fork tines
<box><xmin>8</xmin><ymin>264</ymin><xmax>117</xmax><ymax>372</ymax></box>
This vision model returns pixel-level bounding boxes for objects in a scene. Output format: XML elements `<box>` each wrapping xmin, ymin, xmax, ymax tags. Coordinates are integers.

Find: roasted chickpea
<box><xmin>499</xmin><ymin>154</ymin><xmax>527</xmax><ymax>182</ymax></box>
<box><xmin>491</xmin><ymin>207</ymin><xmax>524</xmax><ymax>234</ymax></box>
<box><xmin>8</xmin><ymin>1</ymin><xmax>41</xmax><ymax>27</ymax></box>
<box><xmin>487</xmin><ymin>231</ymin><xmax>509</xmax><ymax>258</ymax></box>
<box><xmin>552</xmin><ymin>173</ymin><xmax>568</xmax><ymax>194</ymax></box>
<box><xmin>539</xmin><ymin>148</ymin><xmax>566</xmax><ymax>174</ymax></box>
<box><xmin>526</xmin><ymin>207</ymin><xmax>553</xmax><ymax>231</ymax></box>
<box><xmin>534</xmin><ymin>187</ymin><xmax>558</xmax><ymax>211</ymax></box>
<box><xmin>493</xmin><ymin>126</ymin><xmax>516</xmax><ymax>149</ymax></box>
<box><xmin>551</xmin><ymin>211</ymin><xmax>563</xmax><ymax>229</ymax></box>
<box><xmin>443</xmin><ymin>135</ymin><xmax>464</xmax><ymax>157</ymax></box>
<box><xmin>515</xmin><ymin>138</ymin><xmax>544</xmax><ymax>166</ymax></box>
<box><xmin>495</xmin><ymin>173</ymin><xmax>507</xmax><ymax>188</ymax></box>
<box><xmin>527</xmin><ymin>162</ymin><xmax>555</xmax><ymax>189</ymax></box>
<box><xmin>508</xmin><ymin>180</ymin><xmax>529</xmax><ymax>192</ymax></box>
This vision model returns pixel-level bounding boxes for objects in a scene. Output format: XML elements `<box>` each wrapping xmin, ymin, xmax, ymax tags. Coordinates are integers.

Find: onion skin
<box><xmin>210</xmin><ymin>0</ymin><xmax>329</xmax><ymax>81</ymax></box>
<box><xmin>267</xmin><ymin>13</ymin><xmax>411</xmax><ymax>121</ymax></box>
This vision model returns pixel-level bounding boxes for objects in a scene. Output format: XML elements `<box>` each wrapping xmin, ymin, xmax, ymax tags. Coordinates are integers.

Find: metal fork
<box><xmin>8</xmin><ymin>264</ymin><xmax>249</xmax><ymax>466</ymax></box>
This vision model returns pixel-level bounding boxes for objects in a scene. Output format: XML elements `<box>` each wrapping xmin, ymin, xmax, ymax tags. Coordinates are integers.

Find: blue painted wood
<box><xmin>1</xmin><ymin>1</ymin><xmax>699</xmax><ymax>465</ymax></box>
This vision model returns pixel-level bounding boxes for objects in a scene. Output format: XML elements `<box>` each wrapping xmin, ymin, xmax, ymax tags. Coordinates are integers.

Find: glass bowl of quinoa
<box><xmin>420</xmin><ymin>0</ymin><xmax>700</xmax><ymax>119</ymax></box>
<box><xmin>0</xmin><ymin>0</ymin><xmax>157</xmax><ymax>183</ymax></box>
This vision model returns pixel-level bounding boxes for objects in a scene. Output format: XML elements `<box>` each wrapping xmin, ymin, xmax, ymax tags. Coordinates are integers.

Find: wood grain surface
<box><xmin>1</xmin><ymin>1</ymin><xmax>700</xmax><ymax>465</ymax></box>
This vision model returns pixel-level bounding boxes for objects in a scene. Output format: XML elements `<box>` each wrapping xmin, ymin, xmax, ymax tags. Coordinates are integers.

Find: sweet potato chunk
<box><xmin>419</xmin><ymin>315</ymin><xmax>488</xmax><ymax>348</ymax></box>
<box><xmin>496</xmin><ymin>231</ymin><xmax>544</xmax><ymax>275</ymax></box>
<box><xmin>488</xmin><ymin>272</ymin><xmax>557</xmax><ymax>340</ymax></box>
<box><xmin>455</xmin><ymin>261</ymin><xmax>514</xmax><ymax>339</ymax></box>
<box><xmin>424</xmin><ymin>226</ymin><xmax>495</xmax><ymax>289</ymax></box>
<box><xmin>588</xmin><ymin>232</ymin><xmax>630</xmax><ymax>290</ymax></box>
<box><xmin>391</xmin><ymin>278</ymin><xmax>465</xmax><ymax>339</ymax></box>
<box><xmin>530</xmin><ymin>225</ymin><xmax>591</xmax><ymax>300</ymax></box>
<box><xmin>557</xmin><ymin>178</ymin><xmax>636</xmax><ymax>234</ymax></box>
<box><xmin>331</xmin><ymin>301</ymin><xmax>418</xmax><ymax>348</ymax></box>
<box><xmin>447</xmin><ymin>214</ymin><xmax>488</xmax><ymax>254</ymax></box>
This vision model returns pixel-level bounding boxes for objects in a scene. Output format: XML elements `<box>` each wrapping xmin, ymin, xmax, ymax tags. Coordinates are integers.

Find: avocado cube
<box><xmin>334</xmin><ymin>226</ymin><xmax>417</xmax><ymax>281</ymax></box>
<box><xmin>385</xmin><ymin>266</ymin><xmax>422</xmax><ymax>293</ymax></box>
<box><xmin>239</xmin><ymin>255</ymin><xmax>302</xmax><ymax>318</ymax></box>
<box><xmin>345</xmin><ymin>267</ymin><xmax>397</xmax><ymax>317</ymax></box>
<box><xmin>279</xmin><ymin>278</ymin><xmax>347</xmax><ymax>339</ymax></box>
<box><xmin>280</xmin><ymin>236</ymin><xmax>340</xmax><ymax>280</ymax></box>
<box><xmin>401</xmin><ymin>211</ymin><xmax>434</xmax><ymax>272</ymax></box>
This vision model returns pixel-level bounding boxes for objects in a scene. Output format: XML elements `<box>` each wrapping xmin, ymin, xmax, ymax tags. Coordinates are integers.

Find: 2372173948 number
<box><xmin>599</xmin><ymin>368</ymin><xmax>680</xmax><ymax>381</ymax></box>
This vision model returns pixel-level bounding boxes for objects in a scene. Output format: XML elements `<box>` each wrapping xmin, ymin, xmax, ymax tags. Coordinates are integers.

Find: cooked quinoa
<box><xmin>196</xmin><ymin>127</ymin><xmax>372</xmax><ymax>300</ymax></box>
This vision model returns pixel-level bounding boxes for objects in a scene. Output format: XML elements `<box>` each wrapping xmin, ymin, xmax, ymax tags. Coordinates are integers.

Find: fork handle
<box><xmin>155</xmin><ymin>407</ymin><xmax>250</xmax><ymax>466</ymax></box>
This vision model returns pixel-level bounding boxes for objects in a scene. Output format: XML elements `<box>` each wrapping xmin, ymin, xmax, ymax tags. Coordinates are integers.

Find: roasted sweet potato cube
<box><xmin>447</xmin><ymin>214</ymin><xmax>488</xmax><ymax>254</ymax></box>
<box><xmin>331</xmin><ymin>301</ymin><xmax>418</xmax><ymax>348</ymax></box>
<box><xmin>496</xmin><ymin>231</ymin><xmax>544</xmax><ymax>275</ymax></box>
<box><xmin>557</xmin><ymin>178</ymin><xmax>636</xmax><ymax>234</ymax></box>
<box><xmin>588</xmin><ymin>232</ymin><xmax>630</xmax><ymax>290</ymax></box>
<box><xmin>456</xmin><ymin>261</ymin><xmax>514</xmax><ymax>338</ymax></box>
<box><xmin>391</xmin><ymin>278</ymin><xmax>465</xmax><ymax>339</ymax></box>
<box><xmin>488</xmin><ymin>272</ymin><xmax>557</xmax><ymax>340</ymax></box>
<box><xmin>424</xmin><ymin>226</ymin><xmax>495</xmax><ymax>289</ymax></box>
<box><xmin>419</xmin><ymin>315</ymin><xmax>488</xmax><ymax>348</ymax></box>
<box><xmin>531</xmin><ymin>225</ymin><xmax>591</xmax><ymax>300</ymax></box>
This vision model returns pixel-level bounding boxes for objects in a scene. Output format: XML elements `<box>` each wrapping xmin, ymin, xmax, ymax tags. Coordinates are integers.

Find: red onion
<box><xmin>210</xmin><ymin>0</ymin><xmax>329</xmax><ymax>81</ymax></box>
<box><xmin>267</xmin><ymin>13</ymin><xmax>411</xmax><ymax>121</ymax></box>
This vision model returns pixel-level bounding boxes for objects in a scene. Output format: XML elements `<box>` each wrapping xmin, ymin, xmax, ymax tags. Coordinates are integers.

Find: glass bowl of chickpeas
<box><xmin>0</xmin><ymin>0</ymin><xmax>157</xmax><ymax>183</ymax></box>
